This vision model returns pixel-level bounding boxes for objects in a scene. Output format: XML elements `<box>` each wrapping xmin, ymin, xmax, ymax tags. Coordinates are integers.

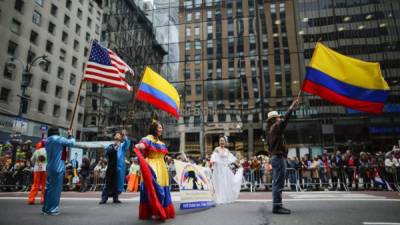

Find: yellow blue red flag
<box><xmin>302</xmin><ymin>43</ymin><xmax>390</xmax><ymax>114</ymax></box>
<box><xmin>136</xmin><ymin>67</ymin><xmax>180</xmax><ymax>119</ymax></box>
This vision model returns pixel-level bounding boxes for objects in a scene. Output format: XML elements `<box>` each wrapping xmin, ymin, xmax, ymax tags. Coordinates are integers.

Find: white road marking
<box><xmin>362</xmin><ymin>223</ymin><xmax>400</xmax><ymax>225</ymax></box>
<box><xmin>1</xmin><ymin>197</ymin><xmax>400</xmax><ymax>203</ymax></box>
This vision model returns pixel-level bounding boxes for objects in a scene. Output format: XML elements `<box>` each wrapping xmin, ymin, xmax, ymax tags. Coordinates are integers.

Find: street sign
<box><xmin>13</xmin><ymin>117</ymin><xmax>28</xmax><ymax>133</ymax></box>
<box><xmin>40</xmin><ymin>125</ymin><xmax>48</xmax><ymax>132</ymax></box>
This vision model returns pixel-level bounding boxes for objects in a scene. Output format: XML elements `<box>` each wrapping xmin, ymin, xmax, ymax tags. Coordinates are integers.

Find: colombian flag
<box><xmin>302</xmin><ymin>43</ymin><xmax>390</xmax><ymax>114</ymax></box>
<box><xmin>136</xmin><ymin>67</ymin><xmax>180</xmax><ymax>119</ymax></box>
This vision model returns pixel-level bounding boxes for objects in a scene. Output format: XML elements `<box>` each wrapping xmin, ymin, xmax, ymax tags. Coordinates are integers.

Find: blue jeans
<box><xmin>271</xmin><ymin>155</ymin><xmax>286</xmax><ymax>207</ymax></box>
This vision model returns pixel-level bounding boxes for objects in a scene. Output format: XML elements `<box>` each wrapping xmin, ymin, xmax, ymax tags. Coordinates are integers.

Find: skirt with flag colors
<box><xmin>134</xmin><ymin>135</ymin><xmax>175</xmax><ymax>221</ymax></box>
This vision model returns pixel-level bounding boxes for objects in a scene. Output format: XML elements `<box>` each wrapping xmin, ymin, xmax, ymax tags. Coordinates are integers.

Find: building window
<box><xmin>79</xmin><ymin>96</ymin><xmax>84</xmax><ymax>105</ymax></box>
<box><xmin>89</xmin><ymin>3</ymin><xmax>93</xmax><ymax>13</ymax></box>
<box><xmin>95</xmin><ymin>25</ymin><xmax>100</xmax><ymax>35</ymax></box>
<box><xmin>57</xmin><ymin>67</ymin><xmax>64</xmax><ymax>79</ymax></box>
<box><xmin>196</xmin><ymin>84</ymin><xmax>202</xmax><ymax>95</ymax></box>
<box><xmin>64</xmin><ymin>15</ymin><xmax>70</xmax><ymax>27</ymax></box>
<box><xmin>87</xmin><ymin>18</ymin><xmax>92</xmax><ymax>28</ymax></box>
<box><xmin>7</xmin><ymin>41</ymin><xmax>18</xmax><ymax>56</ymax></box>
<box><xmin>92</xmin><ymin>99</ymin><xmax>97</xmax><ymax>110</ymax></box>
<box><xmin>186</xmin><ymin>28</ymin><xmax>191</xmax><ymax>36</ymax></box>
<box><xmin>51</xmin><ymin>4</ymin><xmax>58</xmax><ymax>17</ymax></box>
<box><xmin>55</xmin><ymin>86</ymin><xmax>62</xmax><ymax>98</ymax></box>
<box><xmin>30</xmin><ymin>30</ymin><xmax>38</xmax><ymax>45</ymax></box>
<box><xmin>40</xmin><ymin>79</ymin><xmax>48</xmax><ymax>92</ymax></box>
<box><xmin>184</xmin><ymin>69</ymin><xmax>191</xmax><ymax>80</ymax></box>
<box><xmin>35</xmin><ymin>0</ymin><xmax>43</xmax><ymax>6</ymax></box>
<box><xmin>27</xmin><ymin>50</ymin><xmax>36</xmax><ymax>64</ymax></box>
<box><xmin>0</xmin><ymin>88</ymin><xmax>11</xmax><ymax>102</ymax></box>
<box><xmin>66</xmin><ymin>109</ymin><xmax>72</xmax><ymax>121</ymax></box>
<box><xmin>84</xmin><ymin>47</ymin><xmax>89</xmax><ymax>57</ymax></box>
<box><xmin>32</xmin><ymin>10</ymin><xmax>41</xmax><ymax>25</ymax></box>
<box><xmin>77</xmin><ymin>9</ymin><xmax>82</xmax><ymax>19</ymax></box>
<box><xmin>73</xmin><ymin>40</ymin><xmax>79</xmax><ymax>51</ymax></box>
<box><xmin>92</xmin><ymin>83</ymin><xmax>98</xmax><ymax>92</ymax></box>
<box><xmin>185</xmin><ymin>85</ymin><xmax>191</xmax><ymax>96</ymax></box>
<box><xmin>42</xmin><ymin>59</ymin><xmax>51</xmax><ymax>73</ymax></box>
<box><xmin>90</xmin><ymin>116</ymin><xmax>96</xmax><ymax>125</ymax></box>
<box><xmin>46</xmin><ymin>40</ymin><xmax>53</xmax><ymax>53</ymax></box>
<box><xmin>78</xmin><ymin>113</ymin><xmax>83</xmax><ymax>123</ymax></box>
<box><xmin>59</xmin><ymin>49</ymin><xmax>66</xmax><ymax>61</ymax></box>
<box><xmin>72</xmin><ymin>56</ymin><xmax>78</xmax><ymax>68</ymax></box>
<box><xmin>187</xmin><ymin>13</ymin><xmax>192</xmax><ymax>22</ymax></box>
<box><xmin>3</xmin><ymin>65</ymin><xmax>13</xmax><ymax>80</ymax></box>
<box><xmin>53</xmin><ymin>105</ymin><xmax>60</xmax><ymax>117</ymax></box>
<box><xmin>70</xmin><ymin>73</ymin><xmax>76</xmax><ymax>85</ymax></box>
<box><xmin>86</xmin><ymin>32</ymin><xmax>90</xmax><ymax>42</ymax></box>
<box><xmin>48</xmin><ymin>22</ymin><xmax>55</xmax><ymax>34</ymax></box>
<box><xmin>10</xmin><ymin>19</ymin><xmax>21</xmax><ymax>34</ymax></box>
<box><xmin>66</xmin><ymin>0</ymin><xmax>72</xmax><ymax>10</ymax></box>
<box><xmin>38</xmin><ymin>100</ymin><xmax>46</xmax><ymax>113</ymax></box>
<box><xmin>68</xmin><ymin>91</ymin><xmax>74</xmax><ymax>102</ymax></box>
<box><xmin>62</xmin><ymin>31</ymin><xmax>68</xmax><ymax>43</ymax></box>
<box><xmin>75</xmin><ymin>24</ymin><xmax>81</xmax><ymax>35</ymax></box>
<box><xmin>15</xmin><ymin>0</ymin><xmax>24</xmax><ymax>12</ymax></box>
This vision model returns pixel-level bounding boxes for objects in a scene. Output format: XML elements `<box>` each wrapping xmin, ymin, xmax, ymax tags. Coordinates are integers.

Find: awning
<box><xmin>74</xmin><ymin>141</ymin><xmax>113</xmax><ymax>149</ymax></box>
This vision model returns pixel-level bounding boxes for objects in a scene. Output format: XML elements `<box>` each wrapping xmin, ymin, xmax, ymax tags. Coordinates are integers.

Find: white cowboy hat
<box><xmin>267</xmin><ymin>111</ymin><xmax>281</xmax><ymax>121</ymax></box>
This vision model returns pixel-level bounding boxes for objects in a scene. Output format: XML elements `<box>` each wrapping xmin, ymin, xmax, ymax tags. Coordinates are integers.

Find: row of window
<box><xmin>0</xmin><ymin>87</ymin><xmax>84</xmax><ymax>122</ymax></box>
<box><xmin>15</xmin><ymin>0</ymin><xmax>100</xmax><ymax>23</ymax></box>
<box><xmin>7</xmin><ymin>39</ymin><xmax>85</xmax><ymax>72</ymax></box>
<box><xmin>3</xmin><ymin>61</ymin><xmax>77</xmax><ymax>86</ymax></box>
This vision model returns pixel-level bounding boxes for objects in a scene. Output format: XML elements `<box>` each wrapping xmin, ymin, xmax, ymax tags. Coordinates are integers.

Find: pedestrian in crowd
<box><xmin>42</xmin><ymin>127</ymin><xmax>75</xmax><ymax>216</ymax></box>
<box><xmin>242</xmin><ymin>157</ymin><xmax>251</xmax><ymax>182</ymax></box>
<box><xmin>79</xmin><ymin>157</ymin><xmax>91</xmax><ymax>192</ymax></box>
<box><xmin>330</xmin><ymin>154</ymin><xmax>339</xmax><ymax>191</ymax></box>
<box><xmin>265</xmin><ymin>157</ymin><xmax>273</xmax><ymax>190</ymax></box>
<box><xmin>310</xmin><ymin>156</ymin><xmax>320</xmax><ymax>190</ymax></box>
<box><xmin>359</xmin><ymin>152</ymin><xmax>371</xmax><ymax>190</ymax></box>
<box><xmin>99</xmin><ymin>130</ymin><xmax>131</xmax><ymax>204</ymax></box>
<box><xmin>287</xmin><ymin>157</ymin><xmax>298</xmax><ymax>191</ymax></box>
<box><xmin>266</xmin><ymin>98</ymin><xmax>299</xmax><ymax>214</ymax></box>
<box><xmin>134</xmin><ymin>120</ymin><xmax>175</xmax><ymax>220</ymax></box>
<box><xmin>320</xmin><ymin>155</ymin><xmax>330</xmax><ymax>189</ymax></box>
<box><xmin>92</xmin><ymin>159</ymin><xmax>103</xmax><ymax>191</ymax></box>
<box><xmin>334</xmin><ymin>150</ymin><xmax>345</xmax><ymax>191</ymax></box>
<box><xmin>28</xmin><ymin>141</ymin><xmax>47</xmax><ymax>204</ymax></box>
<box><xmin>300</xmin><ymin>155</ymin><xmax>311</xmax><ymax>190</ymax></box>
<box><xmin>127</xmin><ymin>158</ymin><xmax>140</xmax><ymax>192</ymax></box>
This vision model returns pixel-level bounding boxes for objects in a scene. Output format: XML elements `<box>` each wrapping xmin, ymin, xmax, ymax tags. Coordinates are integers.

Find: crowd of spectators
<box><xmin>0</xmin><ymin>142</ymin><xmax>399</xmax><ymax>192</ymax></box>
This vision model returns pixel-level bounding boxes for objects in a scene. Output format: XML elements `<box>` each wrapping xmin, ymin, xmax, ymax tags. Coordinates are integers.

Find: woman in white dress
<box><xmin>210</xmin><ymin>136</ymin><xmax>243</xmax><ymax>204</ymax></box>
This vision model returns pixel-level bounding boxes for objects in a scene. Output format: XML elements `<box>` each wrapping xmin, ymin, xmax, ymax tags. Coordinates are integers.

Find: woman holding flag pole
<box><xmin>134</xmin><ymin>120</ymin><xmax>175</xmax><ymax>221</ymax></box>
<box><xmin>132</xmin><ymin>66</ymin><xmax>180</xmax><ymax>221</ymax></box>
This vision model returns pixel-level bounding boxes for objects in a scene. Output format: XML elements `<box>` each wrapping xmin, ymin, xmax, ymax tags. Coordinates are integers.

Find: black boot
<box><xmin>273</xmin><ymin>205</ymin><xmax>291</xmax><ymax>214</ymax></box>
<box><xmin>99</xmin><ymin>199</ymin><xmax>107</xmax><ymax>204</ymax></box>
<box><xmin>113</xmin><ymin>196</ymin><xmax>121</xmax><ymax>203</ymax></box>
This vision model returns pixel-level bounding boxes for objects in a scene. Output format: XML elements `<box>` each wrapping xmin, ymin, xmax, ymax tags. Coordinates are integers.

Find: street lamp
<box><xmin>7</xmin><ymin>55</ymin><xmax>49</xmax><ymax>117</ymax></box>
<box><xmin>6</xmin><ymin>55</ymin><xmax>49</xmax><ymax>165</ymax></box>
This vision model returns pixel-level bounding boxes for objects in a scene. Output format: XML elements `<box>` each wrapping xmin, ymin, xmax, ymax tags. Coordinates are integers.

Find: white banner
<box><xmin>173</xmin><ymin>160</ymin><xmax>215</xmax><ymax>210</ymax></box>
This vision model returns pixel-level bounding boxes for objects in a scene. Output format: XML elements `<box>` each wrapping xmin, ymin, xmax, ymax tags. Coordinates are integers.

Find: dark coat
<box><xmin>105</xmin><ymin>144</ymin><xmax>118</xmax><ymax>196</ymax></box>
<box><xmin>267</xmin><ymin>108</ymin><xmax>294</xmax><ymax>157</ymax></box>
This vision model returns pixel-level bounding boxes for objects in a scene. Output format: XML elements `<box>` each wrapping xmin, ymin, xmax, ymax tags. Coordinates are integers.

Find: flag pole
<box><xmin>132</xmin><ymin>66</ymin><xmax>147</xmax><ymax>102</ymax></box>
<box><xmin>69</xmin><ymin>39</ymin><xmax>94</xmax><ymax>130</ymax></box>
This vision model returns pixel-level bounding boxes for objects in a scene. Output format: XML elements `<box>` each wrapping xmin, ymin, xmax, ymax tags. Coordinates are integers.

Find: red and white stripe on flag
<box><xmin>83</xmin><ymin>41</ymin><xmax>134</xmax><ymax>91</ymax></box>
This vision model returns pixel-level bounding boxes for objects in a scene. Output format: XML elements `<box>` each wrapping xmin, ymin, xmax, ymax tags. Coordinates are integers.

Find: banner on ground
<box><xmin>173</xmin><ymin>159</ymin><xmax>215</xmax><ymax>210</ymax></box>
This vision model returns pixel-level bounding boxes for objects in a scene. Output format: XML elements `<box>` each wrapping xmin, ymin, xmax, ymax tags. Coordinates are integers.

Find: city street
<box><xmin>0</xmin><ymin>191</ymin><xmax>399</xmax><ymax>225</ymax></box>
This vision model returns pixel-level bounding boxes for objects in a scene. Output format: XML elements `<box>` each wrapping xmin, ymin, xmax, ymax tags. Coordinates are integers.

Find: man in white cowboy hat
<box><xmin>266</xmin><ymin>99</ymin><xmax>299</xmax><ymax>214</ymax></box>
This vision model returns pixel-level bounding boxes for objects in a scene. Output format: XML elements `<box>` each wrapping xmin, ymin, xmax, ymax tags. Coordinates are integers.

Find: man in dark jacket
<box><xmin>267</xmin><ymin>99</ymin><xmax>298</xmax><ymax>214</ymax></box>
<box><xmin>99</xmin><ymin>130</ymin><xmax>130</xmax><ymax>204</ymax></box>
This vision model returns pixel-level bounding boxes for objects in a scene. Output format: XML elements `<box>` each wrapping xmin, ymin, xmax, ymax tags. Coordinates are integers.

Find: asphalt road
<box><xmin>0</xmin><ymin>192</ymin><xmax>399</xmax><ymax>225</ymax></box>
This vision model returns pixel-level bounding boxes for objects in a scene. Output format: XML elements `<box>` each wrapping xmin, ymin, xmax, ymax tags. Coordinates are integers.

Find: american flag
<box><xmin>83</xmin><ymin>41</ymin><xmax>134</xmax><ymax>91</ymax></box>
